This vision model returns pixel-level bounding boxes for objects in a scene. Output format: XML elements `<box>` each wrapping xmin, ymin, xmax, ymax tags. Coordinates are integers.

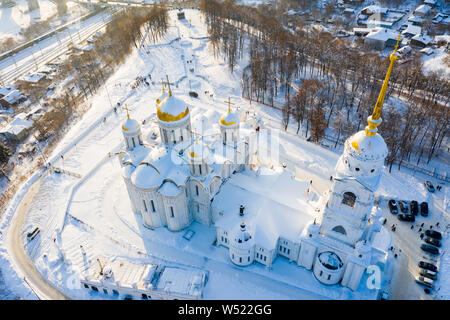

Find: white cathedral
<box><xmin>117</xmin><ymin>45</ymin><xmax>399</xmax><ymax>292</ymax></box>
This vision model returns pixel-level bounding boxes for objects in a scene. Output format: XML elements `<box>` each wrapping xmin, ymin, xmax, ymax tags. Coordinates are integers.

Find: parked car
<box><xmin>398</xmin><ymin>200</ymin><xmax>409</xmax><ymax>213</ymax></box>
<box><xmin>419</xmin><ymin>269</ymin><xmax>437</xmax><ymax>280</ymax></box>
<box><xmin>410</xmin><ymin>200</ymin><xmax>419</xmax><ymax>216</ymax></box>
<box><xmin>415</xmin><ymin>276</ymin><xmax>434</xmax><ymax>288</ymax></box>
<box><xmin>397</xmin><ymin>214</ymin><xmax>415</xmax><ymax>222</ymax></box>
<box><xmin>418</xmin><ymin>261</ymin><xmax>438</xmax><ymax>272</ymax></box>
<box><xmin>425</xmin><ymin>230</ymin><xmax>442</xmax><ymax>240</ymax></box>
<box><xmin>424</xmin><ymin>181</ymin><xmax>435</xmax><ymax>193</ymax></box>
<box><xmin>425</xmin><ymin>237</ymin><xmax>441</xmax><ymax>247</ymax></box>
<box><xmin>189</xmin><ymin>91</ymin><xmax>198</xmax><ymax>98</ymax></box>
<box><xmin>388</xmin><ymin>199</ymin><xmax>398</xmax><ymax>214</ymax></box>
<box><xmin>421</xmin><ymin>244</ymin><xmax>440</xmax><ymax>255</ymax></box>
<box><xmin>420</xmin><ymin>202</ymin><xmax>429</xmax><ymax>217</ymax></box>
<box><xmin>27</xmin><ymin>227</ymin><xmax>40</xmax><ymax>241</ymax></box>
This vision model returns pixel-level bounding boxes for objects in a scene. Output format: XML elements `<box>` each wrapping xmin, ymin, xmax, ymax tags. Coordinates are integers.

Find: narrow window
<box><xmin>239</xmin><ymin>257</ymin><xmax>242</xmax><ymax>263</ymax></box>
<box><xmin>170</xmin><ymin>206</ymin><xmax>174</xmax><ymax>218</ymax></box>
<box><xmin>287</xmin><ymin>249</ymin><xmax>290</xmax><ymax>255</ymax></box>
<box><xmin>264</xmin><ymin>256</ymin><xmax>266</xmax><ymax>261</ymax></box>
<box><xmin>320</xmin><ymin>271</ymin><xmax>323</xmax><ymax>276</ymax></box>
<box><xmin>180</xmin><ymin>135</ymin><xmax>183</xmax><ymax>141</ymax></box>
<box><xmin>112</xmin><ymin>290</ymin><xmax>119</xmax><ymax>295</ymax></box>
<box><xmin>103</xmin><ymin>289</ymin><xmax>108</xmax><ymax>294</ymax></box>
<box><xmin>84</xmin><ymin>284</ymin><xmax>89</xmax><ymax>289</ymax></box>
<box><xmin>197</xmin><ymin>204</ymin><xmax>200</xmax><ymax>212</ymax></box>
<box><xmin>248</xmin><ymin>256</ymin><xmax>250</xmax><ymax>262</ymax></box>
<box><xmin>327</xmin><ymin>274</ymin><xmax>331</xmax><ymax>280</ymax></box>
<box><xmin>91</xmin><ymin>286</ymin><xmax>98</xmax><ymax>291</ymax></box>
<box><xmin>195</xmin><ymin>185</ymin><xmax>199</xmax><ymax>196</ymax></box>
<box><xmin>150</xmin><ymin>200</ymin><xmax>155</xmax><ymax>212</ymax></box>
<box><xmin>132</xmin><ymin>137</ymin><xmax>136</xmax><ymax>148</ymax></box>
<box><xmin>224</xmin><ymin>131</ymin><xmax>227</xmax><ymax>142</ymax></box>
<box><xmin>199</xmin><ymin>164</ymin><xmax>202</xmax><ymax>175</ymax></box>
<box><xmin>143</xmin><ymin>200</ymin><xmax>148</xmax><ymax>212</ymax></box>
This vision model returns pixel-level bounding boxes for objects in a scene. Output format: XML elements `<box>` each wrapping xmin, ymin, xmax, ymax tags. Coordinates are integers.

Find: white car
<box><xmin>415</xmin><ymin>276</ymin><xmax>433</xmax><ymax>288</ymax></box>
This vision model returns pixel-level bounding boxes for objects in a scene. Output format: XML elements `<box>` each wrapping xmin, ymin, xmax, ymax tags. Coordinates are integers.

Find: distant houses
<box><xmin>0</xmin><ymin>84</ymin><xmax>26</xmax><ymax>108</ymax></box>
<box><xmin>364</xmin><ymin>28</ymin><xmax>400</xmax><ymax>50</ymax></box>
<box><xmin>0</xmin><ymin>112</ymin><xmax>33</xmax><ymax>141</ymax></box>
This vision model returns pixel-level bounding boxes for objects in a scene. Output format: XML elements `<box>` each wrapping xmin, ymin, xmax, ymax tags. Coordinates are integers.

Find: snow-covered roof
<box><xmin>157</xmin><ymin>94</ymin><xmax>190</xmax><ymax>123</ymax></box>
<box><xmin>122</xmin><ymin>117</ymin><xmax>140</xmax><ymax>132</ymax></box>
<box><xmin>412</xmin><ymin>33</ymin><xmax>432</xmax><ymax>45</ymax></box>
<box><xmin>361</xmin><ymin>5</ymin><xmax>388</xmax><ymax>15</ymax></box>
<box><xmin>420</xmin><ymin>47</ymin><xmax>434</xmax><ymax>55</ymax></box>
<box><xmin>414</xmin><ymin>4</ymin><xmax>431</xmax><ymax>15</ymax></box>
<box><xmin>0</xmin><ymin>84</ymin><xmax>16</xmax><ymax>97</ymax></box>
<box><xmin>156</xmin><ymin>266</ymin><xmax>207</xmax><ymax>297</ymax></box>
<box><xmin>159</xmin><ymin>180</ymin><xmax>182</xmax><ymax>197</ymax></box>
<box><xmin>0</xmin><ymin>113</ymin><xmax>33</xmax><ymax>136</ymax></box>
<box><xmin>424</xmin><ymin>0</ymin><xmax>435</xmax><ymax>5</ymax></box>
<box><xmin>345</xmin><ymin>130</ymin><xmax>388</xmax><ymax>162</ymax></box>
<box><xmin>408</xmin><ymin>15</ymin><xmax>423</xmax><ymax>23</ymax></box>
<box><xmin>402</xmin><ymin>24</ymin><xmax>421</xmax><ymax>36</ymax></box>
<box><xmin>365</xmin><ymin>28</ymin><xmax>399</xmax><ymax>42</ymax></box>
<box><xmin>219</xmin><ymin>109</ymin><xmax>239</xmax><ymax>128</ymax></box>
<box><xmin>20</xmin><ymin>72</ymin><xmax>45</xmax><ymax>83</ymax></box>
<box><xmin>1</xmin><ymin>90</ymin><xmax>25</xmax><ymax>105</ymax></box>
<box><xmin>214</xmin><ymin>168</ymin><xmax>315</xmax><ymax>249</ymax></box>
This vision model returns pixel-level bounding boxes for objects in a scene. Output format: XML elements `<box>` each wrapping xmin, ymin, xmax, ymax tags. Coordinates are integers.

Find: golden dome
<box><xmin>156</xmin><ymin>94</ymin><xmax>189</xmax><ymax>122</ymax></box>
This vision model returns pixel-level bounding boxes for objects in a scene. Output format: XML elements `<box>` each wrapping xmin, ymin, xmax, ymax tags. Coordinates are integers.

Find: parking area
<box><xmin>380</xmin><ymin>181</ymin><xmax>447</xmax><ymax>299</ymax></box>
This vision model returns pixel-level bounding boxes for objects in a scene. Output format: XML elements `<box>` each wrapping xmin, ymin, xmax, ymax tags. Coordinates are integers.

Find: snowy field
<box><xmin>0</xmin><ymin>8</ymin><xmax>448</xmax><ymax>300</ymax></box>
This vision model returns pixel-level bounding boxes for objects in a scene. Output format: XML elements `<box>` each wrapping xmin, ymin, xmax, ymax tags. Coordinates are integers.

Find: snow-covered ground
<box><xmin>0</xmin><ymin>8</ymin><xmax>448</xmax><ymax>300</ymax></box>
<box><xmin>422</xmin><ymin>47</ymin><xmax>450</xmax><ymax>79</ymax></box>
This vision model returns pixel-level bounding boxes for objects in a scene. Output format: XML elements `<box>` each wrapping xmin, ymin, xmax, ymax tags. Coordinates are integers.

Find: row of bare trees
<box><xmin>200</xmin><ymin>0</ymin><xmax>449</xmax><ymax>172</ymax></box>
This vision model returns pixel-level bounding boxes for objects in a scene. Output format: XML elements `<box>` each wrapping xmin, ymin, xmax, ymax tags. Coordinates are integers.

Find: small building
<box><xmin>0</xmin><ymin>84</ymin><xmax>16</xmax><ymax>98</ymax></box>
<box><xmin>419</xmin><ymin>47</ymin><xmax>434</xmax><ymax>55</ymax></box>
<box><xmin>80</xmin><ymin>257</ymin><xmax>208</xmax><ymax>300</ymax></box>
<box><xmin>364</xmin><ymin>28</ymin><xmax>400</xmax><ymax>50</ymax></box>
<box><xmin>408</xmin><ymin>15</ymin><xmax>424</xmax><ymax>26</ymax></box>
<box><xmin>411</xmin><ymin>34</ymin><xmax>432</xmax><ymax>47</ymax></box>
<box><xmin>401</xmin><ymin>24</ymin><xmax>421</xmax><ymax>38</ymax></box>
<box><xmin>414</xmin><ymin>4</ymin><xmax>432</xmax><ymax>17</ymax></box>
<box><xmin>424</xmin><ymin>0</ymin><xmax>436</xmax><ymax>7</ymax></box>
<box><xmin>0</xmin><ymin>112</ymin><xmax>33</xmax><ymax>141</ymax></box>
<box><xmin>0</xmin><ymin>89</ymin><xmax>26</xmax><ymax>107</ymax></box>
<box><xmin>19</xmin><ymin>72</ymin><xmax>46</xmax><ymax>84</ymax></box>
<box><xmin>433</xmin><ymin>13</ymin><xmax>450</xmax><ymax>25</ymax></box>
<box><xmin>353</xmin><ymin>27</ymin><xmax>371</xmax><ymax>37</ymax></box>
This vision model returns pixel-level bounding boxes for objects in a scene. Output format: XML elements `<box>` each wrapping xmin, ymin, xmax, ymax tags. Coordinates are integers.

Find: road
<box><xmin>0</xmin><ymin>9</ymin><xmax>118</xmax><ymax>85</ymax></box>
<box><xmin>4</xmin><ymin>178</ymin><xmax>68</xmax><ymax>300</ymax></box>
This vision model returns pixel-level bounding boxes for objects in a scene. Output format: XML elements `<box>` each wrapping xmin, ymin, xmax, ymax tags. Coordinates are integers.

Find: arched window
<box><xmin>332</xmin><ymin>225</ymin><xmax>347</xmax><ymax>235</ymax></box>
<box><xmin>342</xmin><ymin>192</ymin><xmax>356</xmax><ymax>207</ymax></box>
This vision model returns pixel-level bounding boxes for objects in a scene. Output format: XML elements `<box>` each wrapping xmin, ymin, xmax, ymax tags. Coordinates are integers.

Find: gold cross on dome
<box><xmin>161</xmin><ymin>75</ymin><xmax>174</xmax><ymax>96</ymax></box>
<box><xmin>122</xmin><ymin>104</ymin><xmax>131</xmax><ymax>119</ymax></box>
<box><xmin>393</xmin><ymin>35</ymin><xmax>402</xmax><ymax>53</ymax></box>
<box><xmin>224</xmin><ymin>97</ymin><xmax>235</xmax><ymax>113</ymax></box>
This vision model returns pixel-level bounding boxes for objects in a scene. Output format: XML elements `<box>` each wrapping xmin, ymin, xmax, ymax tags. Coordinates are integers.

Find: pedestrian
<box><xmin>430</xmin><ymin>225</ymin><xmax>433</xmax><ymax>230</ymax></box>
<box><xmin>61</xmin><ymin>155</ymin><xmax>64</xmax><ymax>160</ymax></box>
<box><xmin>419</xmin><ymin>228</ymin><xmax>422</xmax><ymax>232</ymax></box>
<box><xmin>421</xmin><ymin>223</ymin><xmax>424</xmax><ymax>227</ymax></box>
<box><xmin>330</xmin><ymin>176</ymin><xmax>333</xmax><ymax>181</ymax></box>
<box><xmin>437</xmin><ymin>222</ymin><xmax>440</xmax><ymax>227</ymax></box>
<box><xmin>411</xmin><ymin>225</ymin><xmax>414</xmax><ymax>230</ymax></box>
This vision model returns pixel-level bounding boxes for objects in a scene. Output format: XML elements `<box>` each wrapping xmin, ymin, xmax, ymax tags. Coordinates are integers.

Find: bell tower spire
<box><xmin>365</xmin><ymin>36</ymin><xmax>401</xmax><ymax>137</ymax></box>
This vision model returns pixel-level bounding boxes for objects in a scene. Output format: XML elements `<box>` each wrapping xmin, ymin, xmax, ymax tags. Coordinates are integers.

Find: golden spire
<box><xmin>161</xmin><ymin>75</ymin><xmax>173</xmax><ymax>97</ymax></box>
<box><xmin>224</xmin><ymin>97</ymin><xmax>235</xmax><ymax>113</ymax></box>
<box><xmin>365</xmin><ymin>35</ymin><xmax>401</xmax><ymax>137</ymax></box>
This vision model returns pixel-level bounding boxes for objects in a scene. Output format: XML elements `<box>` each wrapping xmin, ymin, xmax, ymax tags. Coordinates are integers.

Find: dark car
<box><xmin>419</xmin><ymin>269</ymin><xmax>437</xmax><ymax>280</ymax></box>
<box><xmin>388</xmin><ymin>199</ymin><xmax>398</xmax><ymax>214</ymax></box>
<box><xmin>425</xmin><ymin>237</ymin><xmax>441</xmax><ymax>247</ymax></box>
<box><xmin>419</xmin><ymin>261</ymin><xmax>438</xmax><ymax>272</ymax></box>
<box><xmin>189</xmin><ymin>91</ymin><xmax>198</xmax><ymax>98</ymax></box>
<box><xmin>410</xmin><ymin>201</ymin><xmax>419</xmax><ymax>216</ymax></box>
<box><xmin>415</xmin><ymin>276</ymin><xmax>433</xmax><ymax>288</ymax></box>
<box><xmin>420</xmin><ymin>202</ymin><xmax>429</xmax><ymax>217</ymax></box>
<box><xmin>421</xmin><ymin>244</ymin><xmax>440</xmax><ymax>255</ymax></box>
<box><xmin>397</xmin><ymin>214</ymin><xmax>415</xmax><ymax>222</ymax></box>
<box><xmin>424</xmin><ymin>181</ymin><xmax>435</xmax><ymax>193</ymax></box>
<box><xmin>425</xmin><ymin>230</ymin><xmax>442</xmax><ymax>240</ymax></box>
<box><xmin>398</xmin><ymin>200</ymin><xmax>409</xmax><ymax>213</ymax></box>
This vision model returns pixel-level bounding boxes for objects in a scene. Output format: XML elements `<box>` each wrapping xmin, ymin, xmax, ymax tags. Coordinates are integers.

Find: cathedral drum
<box><xmin>229</xmin><ymin>222</ymin><xmax>255</xmax><ymax>266</ymax></box>
<box><xmin>313</xmin><ymin>251</ymin><xmax>345</xmax><ymax>285</ymax></box>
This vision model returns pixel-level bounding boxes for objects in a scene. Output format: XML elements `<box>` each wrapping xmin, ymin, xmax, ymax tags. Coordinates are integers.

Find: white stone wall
<box><xmin>158</xmin><ymin>116</ymin><xmax>191</xmax><ymax>145</ymax></box>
